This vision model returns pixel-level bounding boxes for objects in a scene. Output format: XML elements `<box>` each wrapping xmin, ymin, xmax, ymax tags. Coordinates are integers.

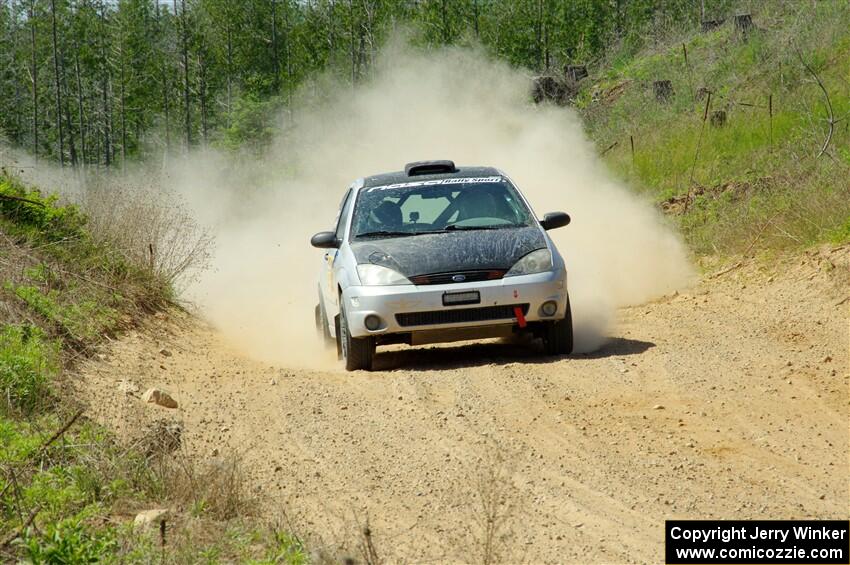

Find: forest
<box><xmin>0</xmin><ymin>0</ymin><xmax>737</xmax><ymax>166</ymax></box>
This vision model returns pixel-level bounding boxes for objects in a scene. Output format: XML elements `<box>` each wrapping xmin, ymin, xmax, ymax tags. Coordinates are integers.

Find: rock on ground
<box><xmin>141</xmin><ymin>387</ymin><xmax>178</xmax><ymax>409</ymax></box>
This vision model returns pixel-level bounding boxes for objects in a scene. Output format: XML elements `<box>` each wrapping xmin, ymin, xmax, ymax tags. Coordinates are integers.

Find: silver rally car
<box><xmin>311</xmin><ymin>160</ymin><xmax>572</xmax><ymax>371</ymax></box>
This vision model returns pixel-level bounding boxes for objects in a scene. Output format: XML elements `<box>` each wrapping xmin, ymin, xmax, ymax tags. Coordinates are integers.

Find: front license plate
<box><xmin>442</xmin><ymin>290</ymin><xmax>480</xmax><ymax>306</ymax></box>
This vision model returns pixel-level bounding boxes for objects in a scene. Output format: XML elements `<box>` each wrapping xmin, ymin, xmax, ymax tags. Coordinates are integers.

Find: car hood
<box><xmin>350</xmin><ymin>226</ymin><xmax>547</xmax><ymax>277</ymax></box>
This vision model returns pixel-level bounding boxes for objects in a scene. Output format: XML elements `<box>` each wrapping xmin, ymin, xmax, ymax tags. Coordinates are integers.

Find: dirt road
<box><xmin>77</xmin><ymin>249</ymin><xmax>849</xmax><ymax>563</ymax></box>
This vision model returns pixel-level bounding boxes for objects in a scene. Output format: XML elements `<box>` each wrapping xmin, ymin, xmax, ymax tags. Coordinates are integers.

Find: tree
<box><xmin>50</xmin><ymin>0</ymin><xmax>65</xmax><ymax>165</ymax></box>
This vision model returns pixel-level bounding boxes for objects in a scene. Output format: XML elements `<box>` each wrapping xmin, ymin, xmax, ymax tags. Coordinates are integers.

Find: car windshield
<box><xmin>351</xmin><ymin>176</ymin><xmax>532</xmax><ymax>239</ymax></box>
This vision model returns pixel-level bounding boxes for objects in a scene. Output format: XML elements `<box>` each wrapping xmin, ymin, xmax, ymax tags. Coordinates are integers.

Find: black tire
<box><xmin>315</xmin><ymin>296</ymin><xmax>334</xmax><ymax>347</ymax></box>
<box><xmin>543</xmin><ymin>298</ymin><xmax>573</xmax><ymax>355</ymax></box>
<box><xmin>334</xmin><ymin>314</ymin><xmax>342</xmax><ymax>359</ymax></box>
<box><xmin>340</xmin><ymin>306</ymin><xmax>375</xmax><ymax>371</ymax></box>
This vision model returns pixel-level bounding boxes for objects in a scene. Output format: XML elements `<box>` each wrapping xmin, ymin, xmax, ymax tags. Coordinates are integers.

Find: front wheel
<box><xmin>543</xmin><ymin>298</ymin><xmax>573</xmax><ymax>355</ymax></box>
<box><xmin>340</xmin><ymin>306</ymin><xmax>375</xmax><ymax>371</ymax></box>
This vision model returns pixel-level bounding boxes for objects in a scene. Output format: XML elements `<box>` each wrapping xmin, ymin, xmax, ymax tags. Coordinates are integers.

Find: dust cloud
<box><xmin>3</xmin><ymin>42</ymin><xmax>694</xmax><ymax>366</ymax></box>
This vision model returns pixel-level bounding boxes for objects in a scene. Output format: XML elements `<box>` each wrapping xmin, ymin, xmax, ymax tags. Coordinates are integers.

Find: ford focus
<box><xmin>311</xmin><ymin>160</ymin><xmax>572</xmax><ymax>371</ymax></box>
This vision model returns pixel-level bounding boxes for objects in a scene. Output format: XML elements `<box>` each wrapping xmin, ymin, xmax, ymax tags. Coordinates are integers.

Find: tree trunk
<box><xmin>653</xmin><ymin>80</ymin><xmax>674</xmax><ymax>102</ymax></box>
<box><xmin>566</xmin><ymin>65</ymin><xmax>587</xmax><ymax>82</ymax></box>
<box><xmin>440</xmin><ymin>0</ymin><xmax>449</xmax><ymax>43</ymax></box>
<box><xmin>99</xmin><ymin>3</ymin><xmax>110</xmax><ymax>167</ymax></box>
<box><xmin>710</xmin><ymin>110</ymin><xmax>727</xmax><ymax>128</ymax></box>
<box><xmin>199</xmin><ymin>51</ymin><xmax>208</xmax><ymax>144</ymax></box>
<box><xmin>271</xmin><ymin>0</ymin><xmax>279</xmax><ymax>91</ymax></box>
<box><xmin>543</xmin><ymin>0</ymin><xmax>550</xmax><ymax>71</ymax></box>
<box><xmin>472</xmin><ymin>0</ymin><xmax>479</xmax><ymax>38</ymax></box>
<box><xmin>119</xmin><ymin>50</ymin><xmax>127</xmax><ymax>169</ymax></box>
<box><xmin>348</xmin><ymin>0</ymin><xmax>355</xmax><ymax>86</ymax></box>
<box><xmin>156</xmin><ymin>1</ymin><xmax>170</xmax><ymax>153</ymax></box>
<box><xmin>176</xmin><ymin>0</ymin><xmax>191</xmax><ymax>148</ymax></box>
<box><xmin>615</xmin><ymin>0</ymin><xmax>623</xmax><ymax>38</ymax></box>
<box><xmin>60</xmin><ymin>46</ymin><xmax>76</xmax><ymax>168</ymax></box>
<box><xmin>226</xmin><ymin>22</ymin><xmax>233</xmax><ymax>120</ymax></box>
<box><xmin>734</xmin><ymin>13</ymin><xmax>753</xmax><ymax>37</ymax></box>
<box><xmin>50</xmin><ymin>0</ymin><xmax>65</xmax><ymax>165</ymax></box>
<box><xmin>534</xmin><ymin>0</ymin><xmax>543</xmax><ymax>71</ymax></box>
<box><xmin>327</xmin><ymin>0</ymin><xmax>336</xmax><ymax>52</ymax></box>
<box><xmin>282</xmin><ymin>0</ymin><xmax>292</xmax><ymax>105</ymax></box>
<box><xmin>74</xmin><ymin>48</ymin><xmax>86</xmax><ymax>166</ymax></box>
<box><xmin>9</xmin><ymin>0</ymin><xmax>23</xmax><ymax>144</ymax></box>
<box><xmin>29</xmin><ymin>0</ymin><xmax>38</xmax><ymax>160</ymax></box>
<box><xmin>63</xmin><ymin>80</ymin><xmax>77</xmax><ymax>166</ymax></box>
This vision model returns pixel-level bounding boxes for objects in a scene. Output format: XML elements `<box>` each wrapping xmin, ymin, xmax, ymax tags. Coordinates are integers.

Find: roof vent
<box><xmin>405</xmin><ymin>160</ymin><xmax>457</xmax><ymax>176</ymax></box>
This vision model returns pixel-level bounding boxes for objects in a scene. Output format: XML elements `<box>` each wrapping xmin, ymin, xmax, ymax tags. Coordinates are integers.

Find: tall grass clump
<box><xmin>0</xmin><ymin>325</ymin><xmax>58</xmax><ymax>415</ymax></box>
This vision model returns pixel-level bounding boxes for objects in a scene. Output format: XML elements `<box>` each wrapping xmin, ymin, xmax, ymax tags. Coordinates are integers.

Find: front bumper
<box><xmin>342</xmin><ymin>269</ymin><xmax>567</xmax><ymax>338</ymax></box>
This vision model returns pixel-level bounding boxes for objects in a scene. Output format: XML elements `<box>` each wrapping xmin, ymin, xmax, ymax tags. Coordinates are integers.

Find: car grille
<box><xmin>409</xmin><ymin>269</ymin><xmax>506</xmax><ymax>285</ymax></box>
<box><xmin>395</xmin><ymin>304</ymin><xmax>529</xmax><ymax>327</ymax></box>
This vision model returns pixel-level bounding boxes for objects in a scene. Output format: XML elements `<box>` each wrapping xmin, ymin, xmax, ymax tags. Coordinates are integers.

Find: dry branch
<box><xmin>709</xmin><ymin>261</ymin><xmax>743</xmax><ymax>279</ymax></box>
<box><xmin>600</xmin><ymin>140</ymin><xmax>619</xmax><ymax>156</ymax></box>
<box><xmin>795</xmin><ymin>47</ymin><xmax>835</xmax><ymax>158</ymax></box>
<box><xmin>32</xmin><ymin>409</ymin><xmax>84</xmax><ymax>462</ymax></box>
<box><xmin>0</xmin><ymin>505</ymin><xmax>41</xmax><ymax>548</ymax></box>
<box><xmin>0</xmin><ymin>194</ymin><xmax>46</xmax><ymax>208</ymax></box>
<box><xmin>684</xmin><ymin>91</ymin><xmax>712</xmax><ymax>213</ymax></box>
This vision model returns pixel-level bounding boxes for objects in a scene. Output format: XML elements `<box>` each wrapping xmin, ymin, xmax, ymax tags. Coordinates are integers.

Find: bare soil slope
<box><xmin>76</xmin><ymin>249</ymin><xmax>849</xmax><ymax>564</ymax></box>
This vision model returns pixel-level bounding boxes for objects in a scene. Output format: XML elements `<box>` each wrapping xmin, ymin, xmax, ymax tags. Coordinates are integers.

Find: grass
<box><xmin>0</xmin><ymin>325</ymin><xmax>58</xmax><ymax>416</ymax></box>
<box><xmin>579</xmin><ymin>1</ymin><xmax>850</xmax><ymax>255</ymax></box>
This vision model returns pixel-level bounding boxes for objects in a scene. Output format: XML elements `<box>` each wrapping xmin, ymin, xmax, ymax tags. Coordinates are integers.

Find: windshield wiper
<box><xmin>356</xmin><ymin>230</ymin><xmax>416</xmax><ymax>238</ymax></box>
<box><xmin>443</xmin><ymin>223</ymin><xmax>527</xmax><ymax>231</ymax></box>
<box><xmin>356</xmin><ymin>229</ymin><xmax>446</xmax><ymax>238</ymax></box>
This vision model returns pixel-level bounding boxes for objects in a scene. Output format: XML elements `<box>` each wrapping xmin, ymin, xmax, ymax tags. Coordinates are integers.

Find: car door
<box><xmin>320</xmin><ymin>188</ymin><xmax>353</xmax><ymax>315</ymax></box>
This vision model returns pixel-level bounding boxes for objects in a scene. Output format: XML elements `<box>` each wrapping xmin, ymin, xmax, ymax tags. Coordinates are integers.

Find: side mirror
<box><xmin>540</xmin><ymin>212</ymin><xmax>570</xmax><ymax>231</ymax></box>
<box><xmin>310</xmin><ymin>231</ymin><xmax>339</xmax><ymax>249</ymax></box>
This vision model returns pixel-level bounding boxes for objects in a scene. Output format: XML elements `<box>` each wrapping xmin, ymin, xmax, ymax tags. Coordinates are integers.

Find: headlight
<box><xmin>505</xmin><ymin>248</ymin><xmax>552</xmax><ymax>277</ymax></box>
<box><xmin>356</xmin><ymin>264</ymin><xmax>411</xmax><ymax>286</ymax></box>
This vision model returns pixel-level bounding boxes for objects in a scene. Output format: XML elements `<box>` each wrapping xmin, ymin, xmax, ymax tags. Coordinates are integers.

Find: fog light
<box><xmin>364</xmin><ymin>315</ymin><xmax>381</xmax><ymax>331</ymax></box>
<box><xmin>541</xmin><ymin>301</ymin><xmax>558</xmax><ymax>317</ymax></box>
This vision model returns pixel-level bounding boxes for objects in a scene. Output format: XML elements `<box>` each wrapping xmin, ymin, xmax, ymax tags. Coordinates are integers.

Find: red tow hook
<box><xmin>513</xmin><ymin>306</ymin><xmax>527</xmax><ymax>328</ymax></box>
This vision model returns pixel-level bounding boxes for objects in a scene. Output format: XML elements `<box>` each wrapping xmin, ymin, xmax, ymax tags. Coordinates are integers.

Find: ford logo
<box><xmin>452</xmin><ymin>274</ymin><xmax>466</xmax><ymax>282</ymax></box>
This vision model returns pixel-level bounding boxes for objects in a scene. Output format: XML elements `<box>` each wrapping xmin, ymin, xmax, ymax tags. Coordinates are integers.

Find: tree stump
<box><xmin>710</xmin><ymin>110</ymin><xmax>727</xmax><ymax>127</ymax></box>
<box><xmin>565</xmin><ymin>64</ymin><xmax>588</xmax><ymax>82</ymax></box>
<box><xmin>532</xmin><ymin>76</ymin><xmax>575</xmax><ymax>106</ymax></box>
<box><xmin>701</xmin><ymin>19</ymin><xmax>725</xmax><ymax>32</ymax></box>
<box><xmin>653</xmin><ymin>80</ymin><xmax>674</xmax><ymax>102</ymax></box>
<box><xmin>735</xmin><ymin>14</ymin><xmax>753</xmax><ymax>37</ymax></box>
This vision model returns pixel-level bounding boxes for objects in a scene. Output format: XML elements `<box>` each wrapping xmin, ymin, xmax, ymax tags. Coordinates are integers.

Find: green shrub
<box><xmin>0</xmin><ymin>325</ymin><xmax>58</xmax><ymax>414</ymax></box>
<box><xmin>251</xmin><ymin>531</ymin><xmax>309</xmax><ymax>565</ymax></box>
<box><xmin>21</xmin><ymin>519</ymin><xmax>116</xmax><ymax>564</ymax></box>
<box><xmin>0</xmin><ymin>178</ymin><xmax>86</xmax><ymax>243</ymax></box>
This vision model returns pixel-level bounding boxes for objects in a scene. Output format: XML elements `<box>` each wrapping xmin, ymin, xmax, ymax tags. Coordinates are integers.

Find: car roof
<box><xmin>358</xmin><ymin>165</ymin><xmax>503</xmax><ymax>189</ymax></box>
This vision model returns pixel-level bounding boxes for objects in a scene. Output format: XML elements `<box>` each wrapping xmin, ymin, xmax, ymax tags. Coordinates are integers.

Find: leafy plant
<box><xmin>21</xmin><ymin>520</ymin><xmax>116</xmax><ymax>564</ymax></box>
<box><xmin>0</xmin><ymin>324</ymin><xmax>58</xmax><ymax>414</ymax></box>
<box><xmin>0</xmin><ymin>178</ymin><xmax>86</xmax><ymax>243</ymax></box>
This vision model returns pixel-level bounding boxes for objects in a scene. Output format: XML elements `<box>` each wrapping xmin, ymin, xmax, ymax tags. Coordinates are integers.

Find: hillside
<box><xmin>577</xmin><ymin>1</ymin><xmax>850</xmax><ymax>255</ymax></box>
